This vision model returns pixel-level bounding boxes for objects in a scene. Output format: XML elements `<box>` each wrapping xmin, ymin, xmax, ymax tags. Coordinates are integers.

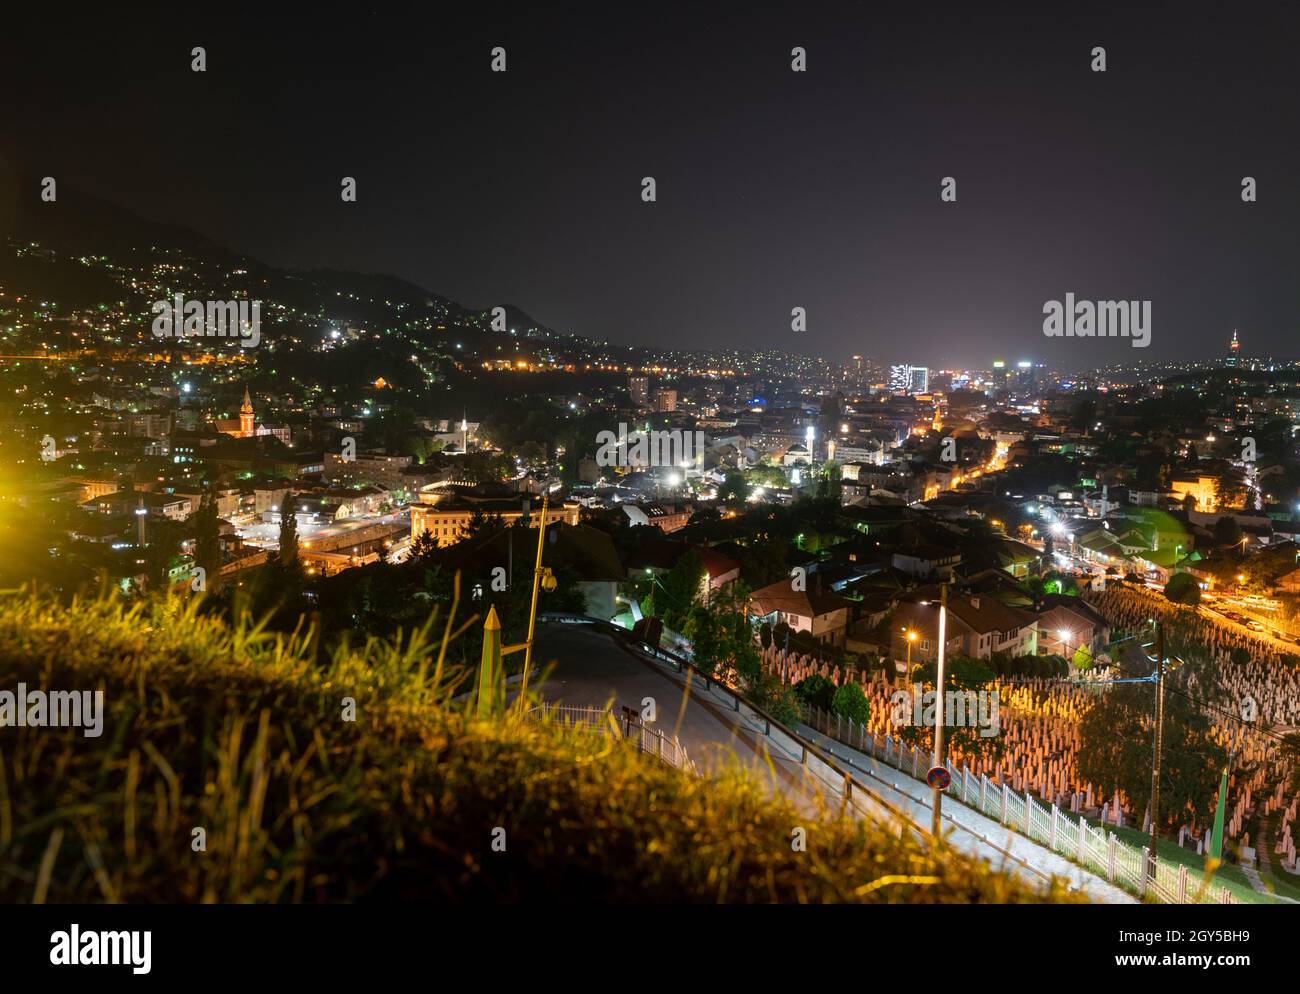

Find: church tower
<box><xmin>240</xmin><ymin>385</ymin><xmax>255</xmax><ymax>437</ymax></box>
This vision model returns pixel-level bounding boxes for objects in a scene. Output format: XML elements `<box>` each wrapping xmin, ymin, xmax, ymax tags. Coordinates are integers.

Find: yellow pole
<box><xmin>478</xmin><ymin>605</ymin><xmax>502</xmax><ymax>718</ymax></box>
<box><xmin>520</xmin><ymin>492</ymin><xmax>549</xmax><ymax>698</ymax></box>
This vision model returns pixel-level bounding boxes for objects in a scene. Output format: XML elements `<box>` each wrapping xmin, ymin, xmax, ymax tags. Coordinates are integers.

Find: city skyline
<box><xmin>5</xmin><ymin>5</ymin><xmax>1300</xmax><ymax>366</ymax></box>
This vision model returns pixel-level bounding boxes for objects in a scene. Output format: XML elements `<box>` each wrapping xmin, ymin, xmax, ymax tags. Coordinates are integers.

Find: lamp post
<box><xmin>1148</xmin><ymin>622</ymin><xmax>1166</xmax><ymax>884</ymax></box>
<box><xmin>931</xmin><ymin>582</ymin><xmax>949</xmax><ymax>837</ymax></box>
<box><xmin>902</xmin><ymin>627</ymin><xmax>917</xmax><ymax>673</ymax></box>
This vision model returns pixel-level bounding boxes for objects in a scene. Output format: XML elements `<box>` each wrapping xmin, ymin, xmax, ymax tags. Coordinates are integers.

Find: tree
<box><xmin>816</xmin><ymin>460</ymin><xmax>841</xmax><ymax>500</ymax></box>
<box><xmin>650</xmin><ymin>549</ymin><xmax>706</xmax><ymax>633</ymax></box>
<box><xmin>145</xmin><ymin>517</ymin><xmax>182</xmax><ymax>592</ymax></box>
<box><xmin>410</xmin><ymin>529</ymin><xmax>439</xmax><ymax>561</ymax></box>
<box><xmin>717</xmin><ymin>470</ymin><xmax>750</xmax><ymax>503</ymax></box>
<box><xmin>1214</xmin><ymin>515</ymin><xmax>1243</xmax><ymax>550</ymax></box>
<box><xmin>192</xmin><ymin>488</ymin><xmax>222</xmax><ymax>594</ymax></box>
<box><xmin>1164</xmin><ymin>571</ymin><xmax>1201</xmax><ymax>606</ymax></box>
<box><xmin>902</xmin><ymin>656</ymin><xmax>1000</xmax><ymax>760</ymax></box>
<box><xmin>460</xmin><ymin>509</ymin><xmax>505</xmax><ymax>542</ymax></box>
<box><xmin>277</xmin><ymin>492</ymin><xmax>300</xmax><ymax>570</ymax></box>
<box><xmin>516</xmin><ymin>440</ymin><xmax>546</xmax><ymax>466</ymax></box>
<box><xmin>684</xmin><ymin>582</ymin><xmax>758</xmax><ymax>687</ymax></box>
<box><xmin>1078</xmin><ymin>679</ymin><xmax>1227</xmax><ymax>835</ymax></box>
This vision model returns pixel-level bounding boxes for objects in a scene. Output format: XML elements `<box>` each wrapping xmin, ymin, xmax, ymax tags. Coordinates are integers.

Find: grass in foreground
<box><xmin>0</xmin><ymin>593</ymin><xmax>1082</xmax><ymax>903</ymax></box>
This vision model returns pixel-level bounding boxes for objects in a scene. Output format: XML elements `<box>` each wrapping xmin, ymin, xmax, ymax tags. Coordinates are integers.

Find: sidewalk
<box><xmin>795</xmin><ymin>722</ymin><xmax>1137</xmax><ymax>904</ymax></box>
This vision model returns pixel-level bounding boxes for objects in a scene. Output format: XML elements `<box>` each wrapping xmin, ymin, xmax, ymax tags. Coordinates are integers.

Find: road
<box><xmin>532</xmin><ymin>621</ymin><xmax>1136</xmax><ymax>903</ymax></box>
<box><xmin>533</xmin><ymin>622</ymin><xmax>813</xmax><ymax>802</ymax></box>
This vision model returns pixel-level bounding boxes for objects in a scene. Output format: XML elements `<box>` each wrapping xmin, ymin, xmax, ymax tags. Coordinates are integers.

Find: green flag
<box><xmin>1208</xmin><ymin>765</ymin><xmax>1228</xmax><ymax>862</ymax></box>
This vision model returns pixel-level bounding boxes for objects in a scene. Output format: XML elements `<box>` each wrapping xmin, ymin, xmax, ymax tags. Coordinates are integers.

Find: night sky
<box><xmin>4</xmin><ymin>2</ymin><xmax>1300</xmax><ymax>368</ymax></box>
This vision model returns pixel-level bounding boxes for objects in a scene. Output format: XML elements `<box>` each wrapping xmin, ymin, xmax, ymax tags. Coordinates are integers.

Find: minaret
<box><xmin>240</xmin><ymin>385</ymin><xmax>255</xmax><ymax>437</ymax></box>
<box><xmin>1225</xmin><ymin>329</ymin><xmax>1240</xmax><ymax>368</ymax></box>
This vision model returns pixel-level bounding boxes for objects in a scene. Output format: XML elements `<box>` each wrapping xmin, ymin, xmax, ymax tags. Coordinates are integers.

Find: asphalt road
<box><xmin>532</xmin><ymin>622</ymin><xmax>1136</xmax><ymax>903</ymax></box>
<box><xmin>532</xmin><ymin>622</ymin><xmax>818</xmax><ymax>810</ymax></box>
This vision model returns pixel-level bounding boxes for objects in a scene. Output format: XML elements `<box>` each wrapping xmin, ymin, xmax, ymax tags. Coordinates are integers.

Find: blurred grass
<box><xmin>0</xmin><ymin>592</ymin><xmax>1080</xmax><ymax>903</ymax></box>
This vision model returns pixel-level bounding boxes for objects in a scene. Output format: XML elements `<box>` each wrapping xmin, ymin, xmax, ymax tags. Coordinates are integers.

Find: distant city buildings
<box><xmin>1225</xmin><ymin>329</ymin><xmax>1241</xmax><ymax>368</ymax></box>
<box><xmin>889</xmin><ymin>364</ymin><xmax>929</xmax><ymax>395</ymax></box>
<box><xmin>628</xmin><ymin>375</ymin><xmax>650</xmax><ymax>406</ymax></box>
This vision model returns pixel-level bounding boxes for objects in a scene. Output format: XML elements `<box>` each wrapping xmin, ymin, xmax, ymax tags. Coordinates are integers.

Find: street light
<box><xmin>902</xmin><ymin>627</ymin><xmax>918</xmax><ymax>672</ymax></box>
<box><xmin>931</xmin><ymin>583</ymin><xmax>949</xmax><ymax>837</ymax></box>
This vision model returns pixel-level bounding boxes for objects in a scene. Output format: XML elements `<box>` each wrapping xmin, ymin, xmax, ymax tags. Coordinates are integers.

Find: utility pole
<box><xmin>519</xmin><ymin>492</ymin><xmax>551</xmax><ymax>697</ymax></box>
<box><xmin>1148</xmin><ymin>621</ymin><xmax>1166</xmax><ymax>881</ymax></box>
<box><xmin>931</xmin><ymin>582</ymin><xmax>948</xmax><ymax>837</ymax></box>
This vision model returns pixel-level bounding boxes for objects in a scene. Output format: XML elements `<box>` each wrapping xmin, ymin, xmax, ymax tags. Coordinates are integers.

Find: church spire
<box><xmin>240</xmin><ymin>385</ymin><xmax>255</xmax><ymax>437</ymax></box>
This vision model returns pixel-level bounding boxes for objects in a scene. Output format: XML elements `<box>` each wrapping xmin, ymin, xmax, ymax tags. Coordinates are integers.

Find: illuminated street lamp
<box><xmin>931</xmin><ymin>583</ymin><xmax>949</xmax><ymax>837</ymax></box>
<box><xmin>902</xmin><ymin>627</ymin><xmax>918</xmax><ymax>672</ymax></box>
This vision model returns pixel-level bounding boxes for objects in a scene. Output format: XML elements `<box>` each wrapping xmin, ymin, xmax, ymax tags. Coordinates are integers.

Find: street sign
<box><xmin>926</xmin><ymin>765</ymin><xmax>951</xmax><ymax>791</ymax></box>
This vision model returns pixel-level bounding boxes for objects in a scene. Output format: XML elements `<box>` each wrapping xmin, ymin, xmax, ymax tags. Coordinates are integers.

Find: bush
<box><xmin>1164</xmin><ymin>572</ymin><xmax>1201</xmax><ymax>606</ymax></box>
<box><xmin>755</xmin><ymin>676</ymin><xmax>802</xmax><ymax>727</ymax></box>
<box><xmin>0</xmin><ymin>593</ymin><xmax>1073</xmax><ymax>904</ymax></box>
<box><xmin>913</xmin><ymin>656</ymin><xmax>996</xmax><ymax>688</ymax></box>
<box><xmin>831</xmin><ymin>680</ymin><xmax>871</xmax><ymax>725</ymax></box>
<box><xmin>793</xmin><ymin>673</ymin><xmax>836</xmax><ymax>710</ymax></box>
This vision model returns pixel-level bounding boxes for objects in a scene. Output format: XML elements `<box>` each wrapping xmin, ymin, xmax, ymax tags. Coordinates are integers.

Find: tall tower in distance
<box><xmin>240</xmin><ymin>385</ymin><xmax>255</xmax><ymax>437</ymax></box>
<box><xmin>1225</xmin><ymin>329</ymin><xmax>1240</xmax><ymax>368</ymax></box>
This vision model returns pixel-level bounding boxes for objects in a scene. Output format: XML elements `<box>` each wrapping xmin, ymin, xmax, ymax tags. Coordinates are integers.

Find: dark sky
<box><xmin>4</xmin><ymin>2</ymin><xmax>1300</xmax><ymax>368</ymax></box>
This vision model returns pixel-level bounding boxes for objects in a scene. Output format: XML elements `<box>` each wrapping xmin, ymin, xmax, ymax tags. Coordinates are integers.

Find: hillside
<box><xmin>0</xmin><ymin>593</ymin><xmax>1079</xmax><ymax>903</ymax></box>
<box><xmin>0</xmin><ymin>163</ymin><xmax>561</xmax><ymax>347</ymax></box>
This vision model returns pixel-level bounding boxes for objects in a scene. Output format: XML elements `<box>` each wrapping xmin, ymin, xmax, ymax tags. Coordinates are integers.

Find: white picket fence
<box><xmin>805</xmin><ymin>705</ymin><xmax>1237</xmax><ymax>904</ymax></box>
<box><xmin>525</xmin><ymin>703</ymin><xmax>697</xmax><ymax>775</ymax></box>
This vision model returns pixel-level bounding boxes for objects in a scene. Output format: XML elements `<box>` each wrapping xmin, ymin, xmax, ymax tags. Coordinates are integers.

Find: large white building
<box><xmin>889</xmin><ymin>364</ymin><xmax>929</xmax><ymax>395</ymax></box>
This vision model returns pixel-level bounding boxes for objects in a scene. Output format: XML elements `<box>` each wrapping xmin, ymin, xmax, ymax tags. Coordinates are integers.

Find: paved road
<box><xmin>532</xmin><ymin>622</ymin><xmax>1136</xmax><ymax>903</ymax></box>
<box><xmin>533</xmin><ymin>623</ymin><xmax>820</xmax><ymax>813</ymax></box>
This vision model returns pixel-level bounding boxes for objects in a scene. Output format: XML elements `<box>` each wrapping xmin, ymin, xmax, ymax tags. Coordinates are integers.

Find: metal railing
<box><xmin>523</xmin><ymin>701</ymin><xmax>697</xmax><ymax>775</ymax></box>
<box><xmin>802</xmin><ymin>703</ymin><xmax>1239</xmax><ymax>904</ymax></box>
